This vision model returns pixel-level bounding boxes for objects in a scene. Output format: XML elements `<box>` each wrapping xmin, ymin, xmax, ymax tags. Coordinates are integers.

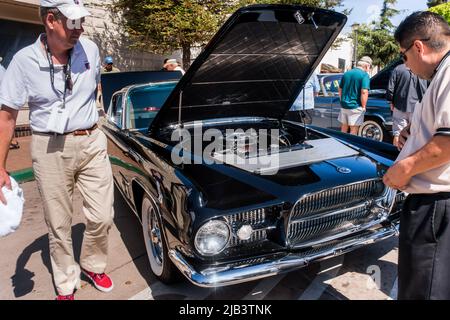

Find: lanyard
<box><xmin>43</xmin><ymin>36</ymin><xmax>73</xmax><ymax>109</ymax></box>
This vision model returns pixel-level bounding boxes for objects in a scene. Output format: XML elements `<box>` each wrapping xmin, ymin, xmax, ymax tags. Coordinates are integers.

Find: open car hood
<box><xmin>149</xmin><ymin>5</ymin><xmax>347</xmax><ymax>133</ymax></box>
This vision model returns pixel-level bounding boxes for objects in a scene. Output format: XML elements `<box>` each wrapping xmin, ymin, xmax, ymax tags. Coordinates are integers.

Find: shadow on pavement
<box><xmin>12</xmin><ymin>223</ymin><xmax>86</xmax><ymax>297</ymax></box>
<box><xmin>111</xmin><ymin>186</ymin><xmax>157</xmax><ymax>287</ymax></box>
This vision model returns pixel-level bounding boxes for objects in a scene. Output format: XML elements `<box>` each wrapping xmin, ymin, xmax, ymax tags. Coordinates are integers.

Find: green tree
<box><xmin>353</xmin><ymin>0</ymin><xmax>400</xmax><ymax>69</ymax></box>
<box><xmin>113</xmin><ymin>0</ymin><xmax>235</xmax><ymax>69</ymax></box>
<box><xmin>113</xmin><ymin>0</ymin><xmax>346</xmax><ymax>69</ymax></box>
<box><xmin>427</xmin><ymin>0</ymin><xmax>448</xmax><ymax>8</ymax></box>
<box><xmin>429</xmin><ymin>2</ymin><xmax>450</xmax><ymax>23</ymax></box>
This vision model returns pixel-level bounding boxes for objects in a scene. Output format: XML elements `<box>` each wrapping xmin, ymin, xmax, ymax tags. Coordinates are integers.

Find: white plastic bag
<box><xmin>0</xmin><ymin>177</ymin><xmax>25</xmax><ymax>237</ymax></box>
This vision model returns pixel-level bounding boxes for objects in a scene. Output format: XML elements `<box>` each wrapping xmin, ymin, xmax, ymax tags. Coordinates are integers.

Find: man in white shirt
<box><xmin>383</xmin><ymin>11</ymin><xmax>450</xmax><ymax>300</ymax></box>
<box><xmin>0</xmin><ymin>0</ymin><xmax>114</xmax><ymax>300</ymax></box>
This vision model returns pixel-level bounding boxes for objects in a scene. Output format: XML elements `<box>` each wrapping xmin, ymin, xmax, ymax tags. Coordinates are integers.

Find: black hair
<box><xmin>394</xmin><ymin>11</ymin><xmax>450</xmax><ymax>52</ymax></box>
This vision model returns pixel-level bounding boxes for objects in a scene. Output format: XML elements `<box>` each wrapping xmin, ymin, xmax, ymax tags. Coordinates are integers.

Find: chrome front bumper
<box><xmin>169</xmin><ymin>223</ymin><xmax>399</xmax><ymax>288</ymax></box>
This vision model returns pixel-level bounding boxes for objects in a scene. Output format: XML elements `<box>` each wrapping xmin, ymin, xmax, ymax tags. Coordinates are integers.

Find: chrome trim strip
<box><xmin>168</xmin><ymin>223</ymin><xmax>398</xmax><ymax>288</ymax></box>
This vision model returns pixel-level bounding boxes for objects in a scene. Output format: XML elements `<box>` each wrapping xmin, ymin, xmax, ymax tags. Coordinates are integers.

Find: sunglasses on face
<box><xmin>399</xmin><ymin>38</ymin><xmax>430</xmax><ymax>62</ymax></box>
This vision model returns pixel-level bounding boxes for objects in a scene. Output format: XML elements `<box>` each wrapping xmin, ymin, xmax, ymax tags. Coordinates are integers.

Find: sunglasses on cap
<box><xmin>400</xmin><ymin>38</ymin><xmax>430</xmax><ymax>62</ymax></box>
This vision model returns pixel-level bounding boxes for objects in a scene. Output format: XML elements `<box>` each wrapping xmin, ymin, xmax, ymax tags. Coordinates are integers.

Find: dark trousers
<box><xmin>398</xmin><ymin>193</ymin><xmax>450</xmax><ymax>299</ymax></box>
<box><xmin>284</xmin><ymin>110</ymin><xmax>312</xmax><ymax>125</ymax></box>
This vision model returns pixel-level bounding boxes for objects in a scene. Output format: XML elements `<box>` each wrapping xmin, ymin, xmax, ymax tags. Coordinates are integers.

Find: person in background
<box><xmin>97</xmin><ymin>56</ymin><xmax>120</xmax><ymax>111</ymax></box>
<box><xmin>0</xmin><ymin>0</ymin><xmax>115</xmax><ymax>300</ymax></box>
<box><xmin>174</xmin><ymin>60</ymin><xmax>185</xmax><ymax>75</ymax></box>
<box><xmin>284</xmin><ymin>72</ymin><xmax>320</xmax><ymax>124</ymax></box>
<box><xmin>387</xmin><ymin>62</ymin><xmax>428</xmax><ymax>147</ymax></box>
<box><xmin>101</xmin><ymin>56</ymin><xmax>120</xmax><ymax>73</ymax></box>
<box><xmin>338</xmin><ymin>56</ymin><xmax>373</xmax><ymax>135</ymax></box>
<box><xmin>162</xmin><ymin>58</ymin><xmax>185</xmax><ymax>74</ymax></box>
<box><xmin>383</xmin><ymin>11</ymin><xmax>450</xmax><ymax>300</ymax></box>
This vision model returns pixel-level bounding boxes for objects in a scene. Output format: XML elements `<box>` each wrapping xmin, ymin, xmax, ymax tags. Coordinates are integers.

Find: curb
<box><xmin>11</xmin><ymin>168</ymin><xmax>35</xmax><ymax>184</ymax></box>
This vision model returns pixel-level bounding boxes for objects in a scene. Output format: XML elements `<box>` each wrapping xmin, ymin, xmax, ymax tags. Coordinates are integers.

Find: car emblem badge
<box><xmin>294</xmin><ymin>11</ymin><xmax>305</xmax><ymax>25</ymax></box>
<box><xmin>337</xmin><ymin>167</ymin><xmax>352</xmax><ymax>174</ymax></box>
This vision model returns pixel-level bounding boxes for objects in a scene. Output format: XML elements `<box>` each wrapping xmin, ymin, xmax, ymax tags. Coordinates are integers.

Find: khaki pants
<box><xmin>31</xmin><ymin>129</ymin><xmax>114</xmax><ymax>296</ymax></box>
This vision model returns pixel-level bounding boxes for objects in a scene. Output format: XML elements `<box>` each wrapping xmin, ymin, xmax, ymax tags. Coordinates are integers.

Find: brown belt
<box><xmin>34</xmin><ymin>124</ymin><xmax>98</xmax><ymax>136</ymax></box>
<box><xmin>72</xmin><ymin>124</ymin><xmax>98</xmax><ymax>136</ymax></box>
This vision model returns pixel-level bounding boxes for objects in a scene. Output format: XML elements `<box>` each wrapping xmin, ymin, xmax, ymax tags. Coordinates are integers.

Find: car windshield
<box><xmin>127</xmin><ymin>82</ymin><xmax>177</xmax><ymax>130</ymax></box>
<box><xmin>323</xmin><ymin>75</ymin><xmax>341</xmax><ymax>95</ymax></box>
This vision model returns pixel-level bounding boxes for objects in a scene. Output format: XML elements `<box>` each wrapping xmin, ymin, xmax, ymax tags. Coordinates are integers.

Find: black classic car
<box><xmin>102</xmin><ymin>5</ymin><xmax>404</xmax><ymax>287</ymax></box>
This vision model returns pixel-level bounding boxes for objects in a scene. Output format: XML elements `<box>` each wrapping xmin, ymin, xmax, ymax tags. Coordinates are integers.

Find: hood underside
<box><xmin>149</xmin><ymin>5</ymin><xmax>347</xmax><ymax>133</ymax></box>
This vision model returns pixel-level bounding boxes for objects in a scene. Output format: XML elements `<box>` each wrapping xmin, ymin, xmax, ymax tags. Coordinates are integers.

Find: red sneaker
<box><xmin>81</xmin><ymin>268</ymin><xmax>114</xmax><ymax>292</ymax></box>
<box><xmin>56</xmin><ymin>294</ymin><xmax>74</xmax><ymax>300</ymax></box>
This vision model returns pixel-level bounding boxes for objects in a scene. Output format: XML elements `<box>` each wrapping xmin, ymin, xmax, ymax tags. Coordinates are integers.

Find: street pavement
<box><xmin>0</xmin><ymin>136</ymin><xmax>399</xmax><ymax>300</ymax></box>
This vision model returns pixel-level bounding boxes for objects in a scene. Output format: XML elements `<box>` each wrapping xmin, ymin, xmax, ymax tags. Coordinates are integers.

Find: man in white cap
<box><xmin>0</xmin><ymin>0</ymin><xmax>114</xmax><ymax>300</ymax></box>
<box><xmin>338</xmin><ymin>56</ymin><xmax>373</xmax><ymax>135</ymax></box>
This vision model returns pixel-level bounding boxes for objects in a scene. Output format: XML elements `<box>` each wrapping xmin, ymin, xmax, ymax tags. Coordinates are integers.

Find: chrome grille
<box><xmin>226</xmin><ymin>209</ymin><xmax>267</xmax><ymax>247</ymax></box>
<box><xmin>226</xmin><ymin>208</ymin><xmax>266</xmax><ymax>225</ymax></box>
<box><xmin>288</xmin><ymin>204</ymin><xmax>373</xmax><ymax>245</ymax></box>
<box><xmin>291</xmin><ymin>179</ymin><xmax>384</xmax><ymax>220</ymax></box>
<box><xmin>229</xmin><ymin>229</ymin><xmax>267</xmax><ymax>247</ymax></box>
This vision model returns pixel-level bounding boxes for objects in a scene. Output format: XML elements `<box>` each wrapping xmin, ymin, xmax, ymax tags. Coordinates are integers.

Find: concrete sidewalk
<box><xmin>0</xmin><ymin>181</ymin><xmax>157</xmax><ymax>300</ymax></box>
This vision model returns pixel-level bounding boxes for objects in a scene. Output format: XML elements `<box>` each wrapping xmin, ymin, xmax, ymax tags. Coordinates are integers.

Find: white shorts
<box><xmin>338</xmin><ymin>107</ymin><xmax>365</xmax><ymax>126</ymax></box>
<box><xmin>392</xmin><ymin>109</ymin><xmax>412</xmax><ymax>137</ymax></box>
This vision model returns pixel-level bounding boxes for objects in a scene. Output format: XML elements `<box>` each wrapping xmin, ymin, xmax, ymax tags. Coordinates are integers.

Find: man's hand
<box><xmin>397</xmin><ymin>124</ymin><xmax>411</xmax><ymax>150</ymax></box>
<box><xmin>0</xmin><ymin>167</ymin><xmax>11</xmax><ymax>205</ymax></box>
<box><xmin>0</xmin><ymin>105</ymin><xmax>19</xmax><ymax>204</ymax></box>
<box><xmin>383</xmin><ymin>158</ymin><xmax>413</xmax><ymax>190</ymax></box>
<box><xmin>390</xmin><ymin>103</ymin><xmax>394</xmax><ymax>112</ymax></box>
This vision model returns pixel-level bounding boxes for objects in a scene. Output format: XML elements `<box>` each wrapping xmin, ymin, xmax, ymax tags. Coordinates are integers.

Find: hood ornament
<box><xmin>337</xmin><ymin>166</ymin><xmax>352</xmax><ymax>174</ymax></box>
<box><xmin>324</xmin><ymin>160</ymin><xmax>352</xmax><ymax>174</ymax></box>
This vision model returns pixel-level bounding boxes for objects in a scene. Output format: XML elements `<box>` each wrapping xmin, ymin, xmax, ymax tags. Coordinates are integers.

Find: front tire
<box><xmin>358</xmin><ymin>120</ymin><xmax>384</xmax><ymax>142</ymax></box>
<box><xmin>141</xmin><ymin>195</ymin><xmax>178</xmax><ymax>284</ymax></box>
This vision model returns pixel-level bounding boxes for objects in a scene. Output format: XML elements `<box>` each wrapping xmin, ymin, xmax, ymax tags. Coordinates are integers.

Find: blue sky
<box><xmin>341</xmin><ymin>0</ymin><xmax>428</xmax><ymax>33</ymax></box>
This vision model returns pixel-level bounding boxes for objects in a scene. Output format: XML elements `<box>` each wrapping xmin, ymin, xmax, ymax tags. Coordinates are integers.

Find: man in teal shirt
<box><xmin>338</xmin><ymin>56</ymin><xmax>372</xmax><ymax>135</ymax></box>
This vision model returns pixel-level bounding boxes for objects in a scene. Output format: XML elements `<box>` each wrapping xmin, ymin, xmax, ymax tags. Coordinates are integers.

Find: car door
<box><xmin>104</xmin><ymin>92</ymin><xmax>138</xmax><ymax>201</ymax></box>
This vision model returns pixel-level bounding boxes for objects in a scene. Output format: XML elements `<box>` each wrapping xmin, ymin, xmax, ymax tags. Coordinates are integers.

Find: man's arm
<box><xmin>0</xmin><ymin>105</ymin><xmax>18</xmax><ymax>204</ymax></box>
<box><xmin>383</xmin><ymin>135</ymin><xmax>450</xmax><ymax>190</ymax></box>
<box><xmin>338</xmin><ymin>88</ymin><xmax>342</xmax><ymax>99</ymax></box>
<box><xmin>360</xmin><ymin>89</ymin><xmax>369</xmax><ymax>110</ymax></box>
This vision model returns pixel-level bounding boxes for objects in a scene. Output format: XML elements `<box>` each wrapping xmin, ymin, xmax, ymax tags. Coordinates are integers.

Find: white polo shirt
<box><xmin>0</xmin><ymin>64</ymin><xmax>5</xmax><ymax>84</ymax></box>
<box><xmin>396</xmin><ymin>51</ymin><xmax>450</xmax><ymax>194</ymax></box>
<box><xmin>0</xmin><ymin>34</ymin><xmax>100</xmax><ymax>132</ymax></box>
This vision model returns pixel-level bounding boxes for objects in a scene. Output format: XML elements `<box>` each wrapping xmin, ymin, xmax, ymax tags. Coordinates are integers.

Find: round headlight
<box><xmin>195</xmin><ymin>220</ymin><xmax>230</xmax><ymax>256</ymax></box>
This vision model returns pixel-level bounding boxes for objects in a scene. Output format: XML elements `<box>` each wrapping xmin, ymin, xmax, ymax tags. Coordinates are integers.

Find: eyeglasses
<box><xmin>400</xmin><ymin>38</ymin><xmax>430</xmax><ymax>62</ymax></box>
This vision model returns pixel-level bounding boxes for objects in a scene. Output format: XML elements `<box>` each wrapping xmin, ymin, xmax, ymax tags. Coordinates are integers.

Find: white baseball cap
<box><xmin>40</xmin><ymin>0</ymin><xmax>91</xmax><ymax>20</ymax></box>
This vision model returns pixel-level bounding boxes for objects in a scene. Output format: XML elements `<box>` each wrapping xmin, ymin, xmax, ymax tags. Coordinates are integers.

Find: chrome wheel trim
<box><xmin>360</xmin><ymin>122</ymin><xmax>383</xmax><ymax>141</ymax></box>
<box><xmin>142</xmin><ymin>197</ymin><xmax>164</xmax><ymax>276</ymax></box>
